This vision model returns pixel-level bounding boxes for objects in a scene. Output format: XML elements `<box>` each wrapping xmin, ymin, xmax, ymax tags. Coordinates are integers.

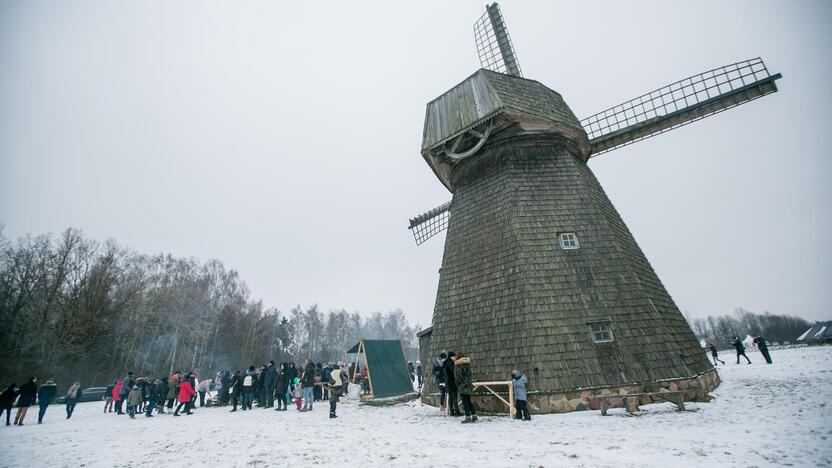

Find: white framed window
<box><xmin>588</xmin><ymin>321</ymin><xmax>613</xmax><ymax>343</ymax></box>
<box><xmin>559</xmin><ymin>232</ymin><xmax>579</xmax><ymax>250</ymax></box>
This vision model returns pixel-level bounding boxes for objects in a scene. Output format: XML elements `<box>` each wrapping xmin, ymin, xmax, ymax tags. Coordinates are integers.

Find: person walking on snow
<box><xmin>65</xmin><ymin>382</ymin><xmax>82</xmax><ymax>419</ymax></box>
<box><xmin>709</xmin><ymin>343</ymin><xmax>725</xmax><ymax>365</ymax></box>
<box><xmin>242</xmin><ymin>366</ymin><xmax>256</xmax><ymax>411</ymax></box>
<box><xmin>731</xmin><ymin>336</ymin><xmax>752</xmax><ymax>364</ymax></box>
<box><xmin>112</xmin><ymin>379</ymin><xmax>124</xmax><ymax>414</ymax></box>
<box><xmin>174</xmin><ymin>377</ymin><xmax>196</xmax><ymax>416</ymax></box>
<box><xmin>126</xmin><ymin>384</ymin><xmax>142</xmax><ymax>419</ymax></box>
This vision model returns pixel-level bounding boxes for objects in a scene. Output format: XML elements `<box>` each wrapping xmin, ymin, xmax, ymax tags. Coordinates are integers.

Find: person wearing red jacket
<box><xmin>112</xmin><ymin>380</ymin><xmax>125</xmax><ymax>415</ymax></box>
<box><xmin>174</xmin><ymin>377</ymin><xmax>196</xmax><ymax>416</ymax></box>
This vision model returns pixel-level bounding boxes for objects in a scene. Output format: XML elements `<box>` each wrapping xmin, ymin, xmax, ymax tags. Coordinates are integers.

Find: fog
<box><xmin>1</xmin><ymin>0</ymin><xmax>829</xmax><ymax>326</ymax></box>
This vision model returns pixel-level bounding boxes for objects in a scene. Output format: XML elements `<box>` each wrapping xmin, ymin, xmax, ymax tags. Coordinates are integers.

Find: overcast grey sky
<box><xmin>1</xmin><ymin>1</ymin><xmax>830</xmax><ymax>327</ymax></box>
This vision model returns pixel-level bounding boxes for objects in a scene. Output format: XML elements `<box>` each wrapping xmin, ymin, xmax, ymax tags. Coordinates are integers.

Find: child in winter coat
<box><xmin>511</xmin><ymin>370</ymin><xmax>530</xmax><ymax>421</ymax></box>
<box><xmin>292</xmin><ymin>378</ymin><xmax>302</xmax><ymax>411</ymax></box>
<box><xmin>126</xmin><ymin>384</ymin><xmax>143</xmax><ymax>419</ymax></box>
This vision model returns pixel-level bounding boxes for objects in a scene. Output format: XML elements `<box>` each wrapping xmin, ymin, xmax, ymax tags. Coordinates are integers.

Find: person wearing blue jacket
<box><xmin>511</xmin><ymin>370</ymin><xmax>531</xmax><ymax>421</ymax></box>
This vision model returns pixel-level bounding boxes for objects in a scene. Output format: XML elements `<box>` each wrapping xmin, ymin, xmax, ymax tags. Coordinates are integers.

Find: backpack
<box><xmin>243</xmin><ymin>375</ymin><xmax>253</xmax><ymax>387</ymax></box>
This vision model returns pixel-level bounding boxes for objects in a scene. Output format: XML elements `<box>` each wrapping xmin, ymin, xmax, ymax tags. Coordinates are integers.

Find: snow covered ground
<box><xmin>2</xmin><ymin>346</ymin><xmax>830</xmax><ymax>468</ymax></box>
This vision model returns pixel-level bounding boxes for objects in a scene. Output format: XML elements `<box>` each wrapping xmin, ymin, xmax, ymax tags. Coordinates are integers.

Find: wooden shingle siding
<box><xmin>424</xmin><ymin>136</ymin><xmax>712</xmax><ymax>399</ymax></box>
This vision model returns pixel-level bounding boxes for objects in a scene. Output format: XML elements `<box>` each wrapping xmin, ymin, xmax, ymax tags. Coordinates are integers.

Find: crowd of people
<box><xmin>430</xmin><ymin>350</ymin><xmax>530</xmax><ymax>423</ymax></box>
<box><xmin>0</xmin><ymin>358</ymin><xmax>367</xmax><ymax>426</ymax></box>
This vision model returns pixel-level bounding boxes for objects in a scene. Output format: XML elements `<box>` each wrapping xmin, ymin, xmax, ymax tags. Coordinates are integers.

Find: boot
<box><xmin>329</xmin><ymin>412</ymin><xmax>337</xmax><ymax>419</ymax></box>
<box><xmin>471</xmin><ymin>415</ymin><xmax>478</xmax><ymax>423</ymax></box>
<box><xmin>461</xmin><ymin>416</ymin><xmax>472</xmax><ymax>423</ymax></box>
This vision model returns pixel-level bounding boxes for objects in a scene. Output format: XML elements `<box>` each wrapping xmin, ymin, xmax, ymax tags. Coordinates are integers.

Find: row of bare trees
<box><xmin>0</xmin><ymin>228</ymin><xmax>421</xmax><ymax>391</ymax></box>
<box><xmin>688</xmin><ymin>307</ymin><xmax>809</xmax><ymax>348</ymax></box>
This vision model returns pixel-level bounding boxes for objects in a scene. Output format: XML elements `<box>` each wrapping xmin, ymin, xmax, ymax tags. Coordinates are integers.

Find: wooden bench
<box><xmin>588</xmin><ymin>391</ymin><xmax>686</xmax><ymax>416</ymax></box>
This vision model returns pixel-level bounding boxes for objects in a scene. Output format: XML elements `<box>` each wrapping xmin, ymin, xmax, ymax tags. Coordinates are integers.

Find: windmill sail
<box><xmin>408</xmin><ymin>201</ymin><xmax>451</xmax><ymax>245</ymax></box>
<box><xmin>474</xmin><ymin>3</ymin><xmax>522</xmax><ymax>77</ymax></box>
<box><xmin>582</xmin><ymin>58</ymin><xmax>782</xmax><ymax>156</ymax></box>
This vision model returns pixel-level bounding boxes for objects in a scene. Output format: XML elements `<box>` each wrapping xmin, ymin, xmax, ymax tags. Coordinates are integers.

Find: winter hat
<box><xmin>511</xmin><ymin>370</ymin><xmax>520</xmax><ymax>379</ymax></box>
<box><xmin>439</xmin><ymin>352</ymin><xmax>447</xmax><ymax>359</ymax></box>
<box><xmin>293</xmin><ymin>378</ymin><xmax>299</xmax><ymax>384</ymax></box>
<box><xmin>447</xmin><ymin>351</ymin><xmax>456</xmax><ymax>358</ymax></box>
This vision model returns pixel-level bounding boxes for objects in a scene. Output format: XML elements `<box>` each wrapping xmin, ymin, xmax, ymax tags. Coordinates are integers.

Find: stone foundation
<box><xmin>420</xmin><ymin>368</ymin><xmax>720</xmax><ymax>414</ymax></box>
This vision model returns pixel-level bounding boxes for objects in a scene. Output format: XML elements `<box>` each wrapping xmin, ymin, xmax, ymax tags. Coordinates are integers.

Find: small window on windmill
<box><xmin>559</xmin><ymin>232</ymin><xmax>579</xmax><ymax>250</ymax></box>
<box><xmin>588</xmin><ymin>321</ymin><xmax>613</xmax><ymax>343</ymax></box>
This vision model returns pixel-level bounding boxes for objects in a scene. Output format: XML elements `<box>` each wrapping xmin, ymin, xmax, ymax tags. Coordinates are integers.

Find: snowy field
<box><xmin>2</xmin><ymin>346</ymin><xmax>830</xmax><ymax>468</ymax></box>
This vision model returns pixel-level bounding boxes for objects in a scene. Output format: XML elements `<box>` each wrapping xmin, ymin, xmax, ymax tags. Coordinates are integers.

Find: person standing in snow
<box><xmin>301</xmin><ymin>358</ymin><xmax>316</xmax><ymax>412</ymax></box>
<box><xmin>166</xmin><ymin>372</ymin><xmax>179</xmax><ymax>411</ymax></box>
<box><xmin>126</xmin><ymin>384</ymin><xmax>142</xmax><ymax>419</ymax></box>
<box><xmin>241</xmin><ymin>366</ymin><xmax>256</xmax><ymax>410</ymax></box>
<box><xmin>432</xmin><ymin>353</ymin><xmax>447</xmax><ymax>413</ymax></box>
<box><xmin>104</xmin><ymin>380</ymin><xmax>115</xmax><ymax>413</ymax></box>
<box><xmin>511</xmin><ymin>371</ymin><xmax>530</xmax><ymax>421</ymax></box>
<box><xmin>454</xmin><ymin>352</ymin><xmax>477</xmax><ymax>423</ymax></box>
<box><xmin>174</xmin><ymin>376</ymin><xmax>196</xmax><ymax>416</ymax></box>
<box><xmin>119</xmin><ymin>372</ymin><xmax>134</xmax><ymax>403</ymax></box>
<box><xmin>155</xmin><ymin>378</ymin><xmax>168</xmax><ymax>414</ymax></box>
<box><xmin>36</xmin><ymin>378</ymin><xmax>57</xmax><ymax>424</ymax></box>
<box><xmin>731</xmin><ymin>336</ymin><xmax>752</xmax><ymax>364</ymax></box>
<box><xmin>327</xmin><ymin>367</ymin><xmax>342</xmax><ymax>419</ymax></box>
<box><xmin>112</xmin><ymin>379</ymin><xmax>124</xmax><ymax>415</ymax></box>
<box><xmin>753</xmin><ymin>336</ymin><xmax>773</xmax><ymax>364</ymax></box>
<box><xmin>407</xmin><ymin>361</ymin><xmax>415</xmax><ymax>385</ymax></box>
<box><xmin>274</xmin><ymin>363</ymin><xmax>288</xmax><ymax>412</ymax></box>
<box><xmin>228</xmin><ymin>370</ymin><xmax>242</xmax><ymax>412</ymax></box>
<box><xmin>292</xmin><ymin>378</ymin><xmax>302</xmax><ymax>411</ymax></box>
<box><xmin>415</xmin><ymin>361</ymin><xmax>423</xmax><ymax>392</ymax></box>
<box><xmin>197</xmin><ymin>379</ymin><xmax>210</xmax><ymax>407</ymax></box>
<box><xmin>709</xmin><ymin>343</ymin><xmax>725</xmax><ymax>365</ymax></box>
<box><xmin>263</xmin><ymin>361</ymin><xmax>277</xmax><ymax>408</ymax></box>
<box><xmin>13</xmin><ymin>377</ymin><xmax>37</xmax><ymax>426</ymax></box>
<box><xmin>0</xmin><ymin>383</ymin><xmax>18</xmax><ymax>426</ymax></box>
<box><xmin>64</xmin><ymin>381</ymin><xmax>82</xmax><ymax>419</ymax></box>
<box><xmin>443</xmin><ymin>352</ymin><xmax>460</xmax><ymax>416</ymax></box>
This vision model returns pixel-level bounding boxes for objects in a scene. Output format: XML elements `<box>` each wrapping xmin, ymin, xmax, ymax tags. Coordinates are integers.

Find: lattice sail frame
<box><xmin>582</xmin><ymin>58</ymin><xmax>781</xmax><ymax>156</ymax></box>
<box><xmin>408</xmin><ymin>202</ymin><xmax>451</xmax><ymax>246</ymax></box>
<box><xmin>474</xmin><ymin>3</ymin><xmax>522</xmax><ymax>77</ymax></box>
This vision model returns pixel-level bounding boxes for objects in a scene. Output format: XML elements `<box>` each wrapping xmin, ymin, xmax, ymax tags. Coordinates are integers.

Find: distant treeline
<box><xmin>0</xmin><ymin>228</ymin><xmax>420</xmax><ymax>391</ymax></box>
<box><xmin>688</xmin><ymin>308</ymin><xmax>810</xmax><ymax>348</ymax></box>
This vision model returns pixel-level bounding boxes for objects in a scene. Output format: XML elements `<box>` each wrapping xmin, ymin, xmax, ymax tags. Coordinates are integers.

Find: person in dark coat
<box><xmin>119</xmin><ymin>372</ymin><xmax>134</xmax><ymax>401</ymax></box>
<box><xmin>301</xmin><ymin>359</ymin><xmax>316</xmax><ymax>411</ymax></box>
<box><xmin>0</xmin><ymin>383</ymin><xmax>18</xmax><ymax>426</ymax></box>
<box><xmin>14</xmin><ymin>377</ymin><xmax>37</xmax><ymax>426</ymax></box>
<box><xmin>709</xmin><ymin>343</ymin><xmax>725</xmax><ymax>365</ymax></box>
<box><xmin>229</xmin><ymin>370</ymin><xmax>242</xmax><ymax>412</ymax></box>
<box><xmin>453</xmin><ymin>353</ymin><xmax>477</xmax><ymax>423</ymax></box>
<box><xmin>263</xmin><ymin>361</ymin><xmax>277</xmax><ymax>408</ymax></box>
<box><xmin>143</xmin><ymin>379</ymin><xmax>159</xmax><ymax>417</ymax></box>
<box><xmin>407</xmin><ymin>361</ymin><xmax>415</xmax><ymax>385</ymax></box>
<box><xmin>432</xmin><ymin>353</ymin><xmax>447</xmax><ymax>413</ymax></box>
<box><xmin>415</xmin><ymin>361</ymin><xmax>423</xmax><ymax>391</ymax></box>
<box><xmin>753</xmin><ymin>336</ymin><xmax>773</xmax><ymax>364</ymax></box>
<box><xmin>731</xmin><ymin>336</ymin><xmax>752</xmax><ymax>364</ymax></box>
<box><xmin>220</xmin><ymin>371</ymin><xmax>231</xmax><ymax>406</ymax></box>
<box><xmin>241</xmin><ymin>366</ymin><xmax>256</xmax><ymax>410</ymax></box>
<box><xmin>104</xmin><ymin>380</ymin><xmax>115</xmax><ymax>413</ymax></box>
<box><xmin>443</xmin><ymin>351</ymin><xmax>460</xmax><ymax>416</ymax></box>
<box><xmin>64</xmin><ymin>382</ymin><xmax>82</xmax><ymax>419</ymax></box>
<box><xmin>313</xmin><ymin>363</ymin><xmax>323</xmax><ymax>402</ymax></box>
<box><xmin>285</xmin><ymin>362</ymin><xmax>298</xmax><ymax>403</ymax></box>
<box><xmin>255</xmin><ymin>366</ymin><xmax>265</xmax><ymax>407</ymax></box>
<box><xmin>36</xmin><ymin>378</ymin><xmax>57</xmax><ymax>424</ymax></box>
<box><xmin>274</xmin><ymin>363</ymin><xmax>289</xmax><ymax>411</ymax></box>
<box><xmin>155</xmin><ymin>378</ymin><xmax>168</xmax><ymax>414</ymax></box>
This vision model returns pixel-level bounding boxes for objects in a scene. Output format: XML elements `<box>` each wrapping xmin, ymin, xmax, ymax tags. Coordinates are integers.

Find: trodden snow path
<box><xmin>1</xmin><ymin>346</ymin><xmax>830</xmax><ymax>468</ymax></box>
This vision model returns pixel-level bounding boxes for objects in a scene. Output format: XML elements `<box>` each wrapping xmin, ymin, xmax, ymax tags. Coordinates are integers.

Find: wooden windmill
<box><xmin>411</xmin><ymin>3</ymin><xmax>781</xmax><ymax>413</ymax></box>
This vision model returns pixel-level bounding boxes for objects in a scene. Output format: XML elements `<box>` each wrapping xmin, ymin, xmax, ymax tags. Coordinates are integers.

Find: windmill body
<box><xmin>411</xmin><ymin>3</ymin><xmax>780</xmax><ymax>413</ymax></box>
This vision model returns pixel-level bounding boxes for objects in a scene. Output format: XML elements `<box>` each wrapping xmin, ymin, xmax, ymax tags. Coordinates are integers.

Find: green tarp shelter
<box><xmin>347</xmin><ymin>338</ymin><xmax>413</xmax><ymax>399</ymax></box>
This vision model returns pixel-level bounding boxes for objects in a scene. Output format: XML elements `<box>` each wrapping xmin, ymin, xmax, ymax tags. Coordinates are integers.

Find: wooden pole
<box><xmin>364</xmin><ymin>340</ymin><xmax>375</xmax><ymax>397</ymax></box>
<box><xmin>508</xmin><ymin>381</ymin><xmax>515</xmax><ymax>418</ymax></box>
